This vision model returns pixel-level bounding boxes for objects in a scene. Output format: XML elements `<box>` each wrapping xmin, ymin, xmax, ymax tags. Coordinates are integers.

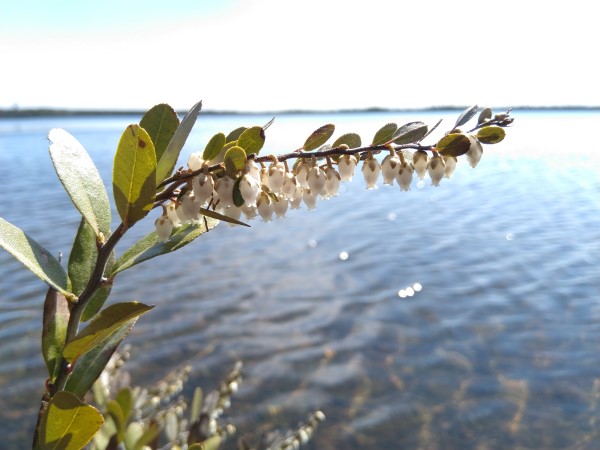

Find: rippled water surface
<box><xmin>1</xmin><ymin>111</ymin><xmax>599</xmax><ymax>449</ymax></box>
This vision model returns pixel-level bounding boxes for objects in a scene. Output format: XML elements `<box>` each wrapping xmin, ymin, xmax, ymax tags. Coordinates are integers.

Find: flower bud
<box><xmin>187</xmin><ymin>152</ymin><xmax>204</xmax><ymax>171</ymax></box>
<box><xmin>466</xmin><ymin>135</ymin><xmax>483</xmax><ymax>168</ymax></box>
<box><xmin>239</xmin><ymin>173</ymin><xmax>261</xmax><ymax>207</ymax></box>
<box><xmin>427</xmin><ymin>155</ymin><xmax>445</xmax><ymax>186</ymax></box>
<box><xmin>303</xmin><ymin>189</ymin><xmax>318</xmax><ymax>210</ymax></box>
<box><xmin>381</xmin><ymin>153</ymin><xmax>401</xmax><ymax>185</ymax></box>
<box><xmin>396</xmin><ymin>163</ymin><xmax>413</xmax><ymax>191</ymax></box>
<box><xmin>362</xmin><ymin>154</ymin><xmax>381</xmax><ymax>189</ymax></box>
<box><xmin>192</xmin><ymin>173</ymin><xmax>215</xmax><ymax>207</ymax></box>
<box><xmin>273</xmin><ymin>194</ymin><xmax>288</xmax><ymax>218</ymax></box>
<box><xmin>166</xmin><ymin>202</ymin><xmax>182</xmax><ymax>227</ymax></box>
<box><xmin>281</xmin><ymin>172</ymin><xmax>297</xmax><ymax>199</ymax></box>
<box><xmin>443</xmin><ymin>155</ymin><xmax>457</xmax><ymax>178</ymax></box>
<box><xmin>268</xmin><ymin>161</ymin><xmax>286</xmax><ymax>193</ymax></box>
<box><xmin>412</xmin><ymin>150</ymin><xmax>429</xmax><ymax>180</ymax></box>
<box><xmin>295</xmin><ymin>160</ymin><xmax>311</xmax><ymax>188</ymax></box>
<box><xmin>215</xmin><ymin>175</ymin><xmax>235</xmax><ymax>208</ymax></box>
<box><xmin>338</xmin><ymin>154</ymin><xmax>358</xmax><ymax>181</ymax></box>
<box><xmin>155</xmin><ymin>216</ymin><xmax>173</xmax><ymax>242</ymax></box>
<box><xmin>290</xmin><ymin>187</ymin><xmax>304</xmax><ymax>209</ymax></box>
<box><xmin>324</xmin><ymin>166</ymin><xmax>341</xmax><ymax>197</ymax></box>
<box><xmin>257</xmin><ymin>192</ymin><xmax>274</xmax><ymax>221</ymax></box>
<box><xmin>307</xmin><ymin>166</ymin><xmax>327</xmax><ymax>195</ymax></box>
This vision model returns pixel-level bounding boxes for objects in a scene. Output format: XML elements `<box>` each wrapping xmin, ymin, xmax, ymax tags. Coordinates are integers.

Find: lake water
<box><xmin>0</xmin><ymin>110</ymin><xmax>599</xmax><ymax>449</ymax></box>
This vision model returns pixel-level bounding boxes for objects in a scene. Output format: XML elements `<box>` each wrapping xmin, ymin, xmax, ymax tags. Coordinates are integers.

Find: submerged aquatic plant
<box><xmin>0</xmin><ymin>103</ymin><xmax>512</xmax><ymax>449</ymax></box>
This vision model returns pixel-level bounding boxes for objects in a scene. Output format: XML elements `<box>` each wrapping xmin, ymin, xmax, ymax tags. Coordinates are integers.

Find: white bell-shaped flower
<box><xmin>244</xmin><ymin>159</ymin><xmax>261</xmax><ymax>180</ymax></box>
<box><xmin>466</xmin><ymin>135</ymin><xmax>483</xmax><ymax>168</ymax></box>
<box><xmin>362</xmin><ymin>154</ymin><xmax>381</xmax><ymax>189</ymax></box>
<box><xmin>239</xmin><ymin>173</ymin><xmax>261</xmax><ymax>207</ymax></box>
<box><xmin>224</xmin><ymin>206</ymin><xmax>242</xmax><ymax>226</ymax></box>
<box><xmin>268</xmin><ymin>161</ymin><xmax>286</xmax><ymax>193</ymax></box>
<box><xmin>166</xmin><ymin>202</ymin><xmax>182</xmax><ymax>227</ymax></box>
<box><xmin>155</xmin><ymin>215</ymin><xmax>173</xmax><ymax>242</ymax></box>
<box><xmin>412</xmin><ymin>150</ymin><xmax>429</xmax><ymax>180</ymax></box>
<box><xmin>381</xmin><ymin>153</ymin><xmax>401</xmax><ymax>185</ymax></box>
<box><xmin>396</xmin><ymin>163</ymin><xmax>414</xmax><ymax>191</ymax></box>
<box><xmin>175</xmin><ymin>203</ymin><xmax>186</xmax><ymax>223</ymax></box>
<box><xmin>273</xmin><ymin>194</ymin><xmax>288</xmax><ymax>218</ymax></box>
<box><xmin>281</xmin><ymin>172</ymin><xmax>297</xmax><ymax>199</ymax></box>
<box><xmin>324</xmin><ymin>166</ymin><xmax>341</xmax><ymax>197</ymax></box>
<box><xmin>443</xmin><ymin>155</ymin><xmax>457</xmax><ymax>178</ymax></box>
<box><xmin>241</xmin><ymin>203</ymin><xmax>258</xmax><ymax>220</ymax></box>
<box><xmin>187</xmin><ymin>152</ymin><xmax>204</xmax><ymax>171</ymax></box>
<box><xmin>295</xmin><ymin>161</ymin><xmax>311</xmax><ymax>188</ymax></box>
<box><xmin>290</xmin><ymin>187</ymin><xmax>304</xmax><ymax>209</ymax></box>
<box><xmin>192</xmin><ymin>172</ymin><xmax>214</xmax><ymax>206</ymax></box>
<box><xmin>257</xmin><ymin>192</ymin><xmax>274</xmax><ymax>221</ymax></box>
<box><xmin>260</xmin><ymin>167</ymin><xmax>270</xmax><ymax>189</ymax></box>
<box><xmin>215</xmin><ymin>175</ymin><xmax>235</xmax><ymax>209</ymax></box>
<box><xmin>307</xmin><ymin>165</ymin><xmax>327</xmax><ymax>195</ymax></box>
<box><xmin>338</xmin><ymin>154</ymin><xmax>358</xmax><ymax>181</ymax></box>
<box><xmin>180</xmin><ymin>191</ymin><xmax>200</xmax><ymax>221</ymax></box>
<box><xmin>303</xmin><ymin>189</ymin><xmax>318</xmax><ymax>210</ymax></box>
<box><xmin>427</xmin><ymin>155</ymin><xmax>446</xmax><ymax>187</ymax></box>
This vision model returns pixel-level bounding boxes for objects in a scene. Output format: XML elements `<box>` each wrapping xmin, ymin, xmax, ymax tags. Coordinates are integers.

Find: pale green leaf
<box><xmin>478</xmin><ymin>107</ymin><xmax>492</xmax><ymax>124</ymax></box>
<box><xmin>42</xmin><ymin>288</ymin><xmax>69</xmax><ymax>382</ymax></box>
<box><xmin>63</xmin><ymin>302</ymin><xmax>154</xmax><ymax>363</ymax></box>
<box><xmin>226</xmin><ymin>126</ymin><xmax>246</xmax><ymax>143</ymax></box>
<box><xmin>156</xmin><ymin>100</ymin><xmax>202</xmax><ymax>185</ymax></box>
<box><xmin>39</xmin><ymin>391</ymin><xmax>104</xmax><ymax>450</ymax></box>
<box><xmin>202</xmin><ymin>132</ymin><xmax>226</xmax><ymax>161</ymax></box>
<box><xmin>140</xmin><ymin>103</ymin><xmax>180</xmax><ymax>163</ymax></box>
<box><xmin>0</xmin><ymin>217</ymin><xmax>69</xmax><ymax>295</ymax></box>
<box><xmin>224</xmin><ymin>145</ymin><xmax>247</xmax><ymax>176</ymax></box>
<box><xmin>107</xmin><ymin>400</ymin><xmax>125</xmax><ymax>442</ymax></box>
<box><xmin>436</xmin><ymin>133</ymin><xmax>471</xmax><ymax>157</ymax></box>
<box><xmin>48</xmin><ymin>128</ymin><xmax>111</xmax><ymax>238</ymax></box>
<box><xmin>455</xmin><ymin>105</ymin><xmax>479</xmax><ymax>127</ymax></box>
<box><xmin>237</xmin><ymin>126</ymin><xmax>265</xmax><ymax>155</ymax></box>
<box><xmin>112</xmin><ymin>125</ymin><xmax>157</xmax><ymax>227</ymax></box>
<box><xmin>332</xmin><ymin>133</ymin><xmax>361</xmax><ymax>149</ymax></box>
<box><xmin>392</xmin><ymin>121</ymin><xmax>428</xmax><ymax>145</ymax></box>
<box><xmin>303</xmin><ymin>124</ymin><xmax>335</xmax><ymax>151</ymax></box>
<box><xmin>476</xmin><ymin>125</ymin><xmax>506</xmax><ymax>144</ymax></box>
<box><xmin>371</xmin><ymin>123</ymin><xmax>397</xmax><ymax>146</ymax></box>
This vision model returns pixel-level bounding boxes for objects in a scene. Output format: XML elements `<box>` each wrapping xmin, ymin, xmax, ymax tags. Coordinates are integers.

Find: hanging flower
<box><xmin>295</xmin><ymin>160</ymin><xmax>311</xmax><ymax>188</ymax></box>
<box><xmin>427</xmin><ymin>155</ymin><xmax>446</xmax><ymax>187</ymax></box>
<box><xmin>338</xmin><ymin>154</ymin><xmax>358</xmax><ymax>181</ymax></box>
<box><xmin>155</xmin><ymin>215</ymin><xmax>173</xmax><ymax>242</ymax></box>
<box><xmin>281</xmin><ymin>172</ymin><xmax>297</xmax><ymax>199</ymax></box>
<box><xmin>412</xmin><ymin>150</ymin><xmax>429</xmax><ymax>180</ymax></box>
<box><xmin>273</xmin><ymin>194</ymin><xmax>289</xmax><ymax>218</ymax></box>
<box><xmin>166</xmin><ymin>202</ymin><xmax>182</xmax><ymax>227</ymax></box>
<box><xmin>290</xmin><ymin>186</ymin><xmax>304</xmax><ymax>209</ymax></box>
<box><xmin>241</xmin><ymin>203</ymin><xmax>258</xmax><ymax>220</ymax></box>
<box><xmin>187</xmin><ymin>152</ymin><xmax>204</xmax><ymax>171</ymax></box>
<box><xmin>303</xmin><ymin>188</ymin><xmax>318</xmax><ymax>210</ymax></box>
<box><xmin>257</xmin><ymin>192</ymin><xmax>274</xmax><ymax>221</ymax></box>
<box><xmin>268</xmin><ymin>160</ymin><xmax>286</xmax><ymax>193</ymax></box>
<box><xmin>215</xmin><ymin>175</ymin><xmax>235</xmax><ymax>208</ymax></box>
<box><xmin>224</xmin><ymin>206</ymin><xmax>242</xmax><ymax>226</ymax></box>
<box><xmin>381</xmin><ymin>152</ymin><xmax>401</xmax><ymax>185</ymax></box>
<box><xmin>307</xmin><ymin>165</ymin><xmax>327</xmax><ymax>195</ymax></box>
<box><xmin>239</xmin><ymin>173</ymin><xmax>261</xmax><ymax>207</ymax></box>
<box><xmin>180</xmin><ymin>191</ymin><xmax>200</xmax><ymax>221</ymax></box>
<box><xmin>244</xmin><ymin>159</ymin><xmax>261</xmax><ymax>180</ymax></box>
<box><xmin>396</xmin><ymin>163</ymin><xmax>414</xmax><ymax>191</ymax></box>
<box><xmin>466</xmin><ymin>135</ymin><xmax>483</xmax><ymax>168</ymax></box>
<box><xmin>192</xmin><ymin>172</ymin><xmax>214</xmax><ymax>206</ymax></box>
<box><xmin>443</xmin><ymin>155</ymin><xmax>457</xmax><ymax>178</ymax></box>
<box><xmin>324</xmin><ymin>166</ymin><xmax>341</xmax><ymax>197</ymax></box>
<box><xmin>362</xmin><ymin>153</ymin><xmax>381</xmax><ymax>189</ymax></box>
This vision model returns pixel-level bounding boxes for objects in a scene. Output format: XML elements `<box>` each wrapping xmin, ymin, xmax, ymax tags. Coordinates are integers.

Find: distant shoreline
<box><xmin>1</xmin><ymin>105</ymin><xmax>599</xmax><ymax>118</ymax></box>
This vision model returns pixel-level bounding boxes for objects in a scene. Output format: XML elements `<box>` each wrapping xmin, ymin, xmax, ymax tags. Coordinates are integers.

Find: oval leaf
<box><xmin>436</xmin><ymin>133</ymin><xmax>471</xmax><ymax>157</ymax></box>
<box><xmin>237</xmin><ymin>126</ymin><xmax>266</xmax><ymax>155</ymax></box>
<box><xmin>392</xmin><ymin>121</ymin><xmax>429</xmax><ymax>145</ymax></box>
<box><xmin>226</xmin><ymin>126</ymin><xmax>247</xmax><ymax>143</ymax></box>
<box><xmin>332</xmin><ymin>133</ymin><xmax>361</xmax><ymax>149</ymax></box>
<box><xmin>371</xmin><ymin>123</ymin><xmax>397</xmax><ymax>146</ymax></box>
<box><xmin>156</xmin><ymin>101</ymin><xmax>202</xmax><ymax>186</ymax></box>
<box><xmin>224</xmin><ymin>145</ymin><xmax>247</xmax><ymax>176</ymax></box>
<box><xmin>477</xmin><ymin>126</ymin><xmax>506</xmax><ymax>144</ymax></box>
<box><xmin>39</xmin><ymin>391</ymin><xmax>104</xmax><ymax>450</ymax></box>
<box><xmin>111</xmin><ymin>219</ymin><xmax>220</xmax><ymax>276</ymax></box>
<box><xmin>478</xmin><ymin>107</ymin><xmax>492</xmax><ymax>124</ymax></box>
<box><xmin>233</xmin><ymin>176</ymin><xmax>245</xmax><ymax>208</ymax></box>
<box><xmin>113</xmin><ymin>125</ymin><xmax>157</xmax><ymax>227</ymax></box>
<box><xmin>0</xmin><ymin>217</ymin><xmax>69</xmax><ymax>295</ymax></box>
<box><xmin>64</xmin><ymin>317</ymin><xmax>137</xmax><ymax>398</ymax></box>
<box><xmin>48</xmin><ymin>128</ymin><xmax>111</xmax><ymax>237</ymax></box>
<box><xmin>63</xmin><ymin>302</ymin><xmax>154</xmax><ymax>363</ymax></box>
<box><xmin>455</xmin><ymin>105</ymin><xmax>479</xmax><ymax>127</ymax></box>
<box><xmin>303</xmin><ymin>124</ymin><xmax>335</xmax><ymax>151</ymax></box>
<box><xmin>42</xmin><ymin>288</ymin><xmax>69</xmax><ymax>381</ymax></box>
<box><xmin>140</xmin><ymin>103</ymin><xmax>180</xmax><ymax>163</ymax></box>
<box><xmin>202</xmin><ymin>132</ymin><xmax>226</xmax><ymax>161</ymax></box>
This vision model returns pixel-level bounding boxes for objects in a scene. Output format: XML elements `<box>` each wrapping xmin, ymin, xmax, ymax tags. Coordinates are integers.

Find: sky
<box><xmin>1</xmin><ymin>0</ymin><xmax>599</xmax><ymax>112</ymax></box>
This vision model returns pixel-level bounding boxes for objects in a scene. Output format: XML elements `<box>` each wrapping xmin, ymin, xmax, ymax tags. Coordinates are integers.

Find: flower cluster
<box><xmin>155</xmin><ymin>134</ymin><xmax>486</xmax><ymax>242</ymax></box>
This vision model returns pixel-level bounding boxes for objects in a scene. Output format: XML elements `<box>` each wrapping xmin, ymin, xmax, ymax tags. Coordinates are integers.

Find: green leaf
<box><xmin>80</xmin><ymin>248</ymin><xmax>115</xmax><ymax>322</ymax></box>
<box><xmin>64</xmin><ymin>318</ymin><xmax>137</xmax><ymax>398</ymax></box>
<box><xmin>226</xmin><ymin>126</ymin><xmax>247</xmax><ymax>143</ymax></box>
<box><xmin>132</xmin><ymin>422</ymin><xmax>160</xmax><ymax>450</ymax></box>
<box><xmin>392</xmin><ymin>121</ymin><xmax>429</xmax><ymax>145</ymax></box>
<box><xmin>107</xmin><ymin>400</ymin><xmax>126</xmax><ymax>442</ymax></box>
<box><xmin>237</xmin><ymin>126</ymin><xmax>265</xmax><ymax>155</ymax></box>
<box><xmin>42</xmin><ymin>288</ymin><xmax>69</xmax><ymax>382</ymax></box>
<box><xmin>48</xmin><ymin>128</ymin><xmax>111</xmax><ymax>238</ymax></box>
<box><xmin>63</xmin><ymin>302</ymin><xmax>154</xmax><ymax>363</ymax></box>
<box><xmin>156</xmin><ymin>100</ymin><xmax>202</xmax><ymax>185</ymax></box>
<box><xmin>111</xmin><ymin>220</ymin><xmax>220</xmax><ymax>276</ymax></box>
<box><xmin>332</xmin><ymin>133</ymin><xmax>361</xmax><ymax>149</ymax></box>
<box><xmin>39</xmin><ymin>391</ymin><xmax>104</xmax><ymax>450</ymax></box>
<box><xmin>67</xmin><ymin>219</ymin><xmax>97</xmax><ymax>297</ymax></box>
<box><xmin>436</xmin><ymin>133</ymin><xmax>471</xmax><ymax>157</ymax></box>
<box><xmin>478</xmin><ymin>107</ymin><xmax>492</xmax><ymax>124</ymax></box>
<box><xmin>455</xmin><ymin>105</ymin><xmax>479</xmax><ymax>127</ymax></box>
<box><xmin>0</xmin><ymin>217</ymin><xmax>69</xmax><ymax>295</ymax></box>
<box><xmin>189</xmin><ymin>436</ymin><xmax>222</xmax><ymax>450</ymax></box>
<box><xmin>303</xmin><ymin>124</ymin><xmax>335</xmax><ymax>151</ymax></box>
<box><xmin>224</xmin><ymin>145</ymin><xmax>247</xmax><ymax>176</ymax></box>
<box><xmin>233</xmin><ymin>176</ymin><xmax>245</xmax><ymax>208</ymax></box>
<box><xmin>202</xmin><ymin>132</ymin><xmax>226</xmax><ymax>161</ymax></box>
<box><xmin>139</xmin><ymin>103</ymin><xmax>180</xmax><ymax>163</ymax></box>
<box><xmin>112</xmin><ymin>124</ymin><xmax>157</xmax><ymax>227</ymax></box>
<box><xmin>371</xmin><ymin>123</ymin><xmax>397</xmax><ymax>146</ymax></box>
<box><xmin>190</xmin><ymin>387</ymin><xmax>203</xmax><ymax>423</ymax></box>
<box><xmin>115</xmin><ymin>388</ymin><xmax>133</xmax><ymax>422</ymax></box>
<box><xmin>476</xmin><ymin>125</ymin><xmax>506</xmax><ymax>144</ymax></box>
